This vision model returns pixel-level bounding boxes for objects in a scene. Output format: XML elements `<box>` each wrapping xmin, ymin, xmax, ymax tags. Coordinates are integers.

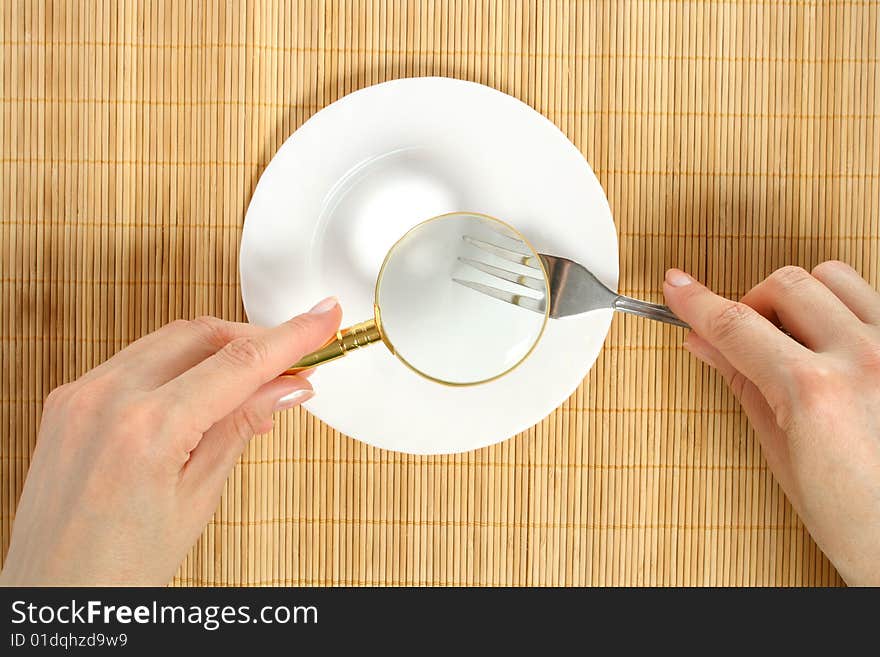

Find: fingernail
<box><xmin>665</xmin><ymin>268</ymin><xmax>693</xmax><ymax>287</ymax></box>
<box><xmin>308</xmin><ymin>296</ymin><xmax>338</xmax><ymax>314</ymax></box>
<box><xmin>683</xmin><ymin>338</ymin><xmax>717</xmax><ymax>368</ymax></box>
<box><xmin>274</xmin><ymin>388</ymin><xmax>314</xmax><ymax>411</ymax></box>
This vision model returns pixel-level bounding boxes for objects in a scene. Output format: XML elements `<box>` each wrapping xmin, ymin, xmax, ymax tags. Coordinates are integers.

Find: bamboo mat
<box><xmin>2</xmin><ymin>0</ymin><xmax>878</xmax><ymax>587</ymax></box>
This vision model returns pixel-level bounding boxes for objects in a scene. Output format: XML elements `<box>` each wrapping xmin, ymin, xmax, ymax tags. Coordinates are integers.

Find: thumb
<box><xmin>662</xmin><ymin>268</ymin><xmax>803</xmax><ymax>413</ymax></box>
<box><xmin>179</xmin><ymin>374</ymin><xmax>314</xmax><ymax>498</ymax></box>
<box><xmin>160</xmin><ymin>297</ymin><xmax>342</xmax><ymax>435</ymax></box>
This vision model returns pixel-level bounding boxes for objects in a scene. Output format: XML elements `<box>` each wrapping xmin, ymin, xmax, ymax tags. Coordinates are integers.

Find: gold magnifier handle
<box><xmin>285</xmin><ymin>317</ymin><xmax>383</xmax><ymax>374</ymax></box>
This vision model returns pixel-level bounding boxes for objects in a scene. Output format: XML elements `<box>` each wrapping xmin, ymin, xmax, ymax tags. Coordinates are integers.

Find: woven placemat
<box><xmin>3</xmin><ymin>0</ymin><xmax>878</xmax><ymax>586</ymax></box>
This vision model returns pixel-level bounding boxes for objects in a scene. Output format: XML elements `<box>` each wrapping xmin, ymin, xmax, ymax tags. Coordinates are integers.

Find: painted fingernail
<box><xmin>665</xmin><ymin>268</ymin><xmax>693</xmax><ymax>287</ymax></box>
<box><xmin>308</xmin><ymin>297</ymin><xmax>339</xmax><ymax>314</ymax></box>
<box><xmin>274</xmin><ymin>388</ymin><xmax>314</xmax><ymax>411</ymax></box>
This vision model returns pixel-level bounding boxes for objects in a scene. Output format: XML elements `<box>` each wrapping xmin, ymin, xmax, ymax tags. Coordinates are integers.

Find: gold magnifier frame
<box><xmin>285</xmin><ymin>212</ymin><xmax>550</xmax><ymax>386</ymax></box>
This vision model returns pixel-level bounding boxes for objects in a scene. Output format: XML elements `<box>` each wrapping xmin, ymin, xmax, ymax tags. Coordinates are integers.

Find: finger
<box><xmin>160</xmin><ymin>297</ymin><xmax>342</xmax><ymax>432</ymax></box>
<box><xmin>663</xmin><ymin>269</ymin><xmax>808</xmax><ymax>405</ymax></box>
<box><xmin>180</xmin><ymin>374</ymin><xmax>313</xmax><ymax>494</ymax></box>
<box><xmin>810</xmin><ymin>260</ymin><xmax>880</xmax><ymax>325</ymax></box>
<box><xmin>131</xmin><ymin>318</ymin><xmax>265</xmax><ymax>386</ymax></box>
<box><xmin>738</xmin><ymin>266</ymin><xmax>863</xmax><ymax>350</ymax></box>
<box><xmin>78</xmin><ymin>317</ymin><xmax>263</xmax><ymax>388</ymax></box>
<box><xmin>684</xmin><ymin>332</ymin><xmax>780</xmax><ymax>438</ymax></box>
<box><xmin>683</xmin><ymin>333</ymin><xmax>795</xmax><ymax>492</ymax></box>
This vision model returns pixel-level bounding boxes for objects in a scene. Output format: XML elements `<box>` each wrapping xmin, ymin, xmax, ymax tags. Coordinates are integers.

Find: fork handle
<box><xmin>612</xmin><ymin>295</ymin><xmax>691</xmax><ymax>329</ymax></box>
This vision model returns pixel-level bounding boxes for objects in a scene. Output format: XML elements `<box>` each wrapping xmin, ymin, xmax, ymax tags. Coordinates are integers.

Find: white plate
<box><xmin>240</xmin><ymin>77</ymin><xmax>618</xmax><ymax>454</ymax></box>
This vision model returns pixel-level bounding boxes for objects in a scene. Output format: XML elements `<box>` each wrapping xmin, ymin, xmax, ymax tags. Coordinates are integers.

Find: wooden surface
<box><xmin>3</xmin><ymin>0</ymin><xmax>878</xmax><ymax>586</ymax></box>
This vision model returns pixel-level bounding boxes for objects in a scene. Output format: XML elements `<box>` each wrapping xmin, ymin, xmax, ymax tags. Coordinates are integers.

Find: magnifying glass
<box><xmin>286</xmin><ymin>212</ymin><xmax>550</xmax><ymax>385</ymax></box>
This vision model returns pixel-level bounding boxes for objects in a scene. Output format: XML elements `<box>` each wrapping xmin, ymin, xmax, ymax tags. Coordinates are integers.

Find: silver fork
<box><xmin>453</xmin><ymin>232</ymin><xmax>690</xmax><ymax>328</ymax></box>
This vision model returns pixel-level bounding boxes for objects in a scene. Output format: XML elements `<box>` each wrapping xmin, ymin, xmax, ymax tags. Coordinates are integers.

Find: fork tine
<box><xmin>462</xmin><ymin>235</ymin><xmax>542</xmax><ymax>271</ymax></box>
<box><xmin>484</xmin><ymin>223</ymin><xmax>535</xmax><ymax>249</ymax></box>
<box><xmin>452</xmin><ymin>278</ymin><xmax>546</xmax><ymax>314</ymax></box>
<box><xmin>483</xmin><ymin>222</ymin><xmax>542</xmax><ymax>254</ymax></box>
<box><xmin>458</xmin><ymin>257</ymin><xmax>545</xmax><ymax>292</ymax></box>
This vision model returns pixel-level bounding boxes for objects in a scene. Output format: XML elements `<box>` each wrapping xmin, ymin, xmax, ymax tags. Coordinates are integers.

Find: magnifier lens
<box><xmin>376</xmin><ymin>213</ymin><xmax>548</xmax><ymax>385</ymax></box>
